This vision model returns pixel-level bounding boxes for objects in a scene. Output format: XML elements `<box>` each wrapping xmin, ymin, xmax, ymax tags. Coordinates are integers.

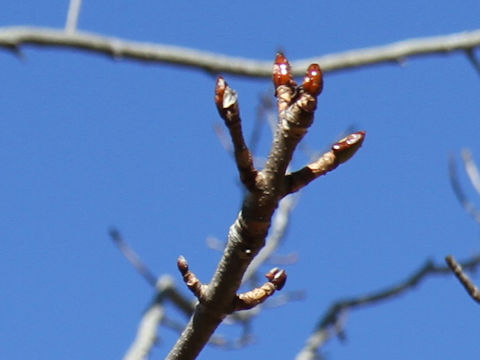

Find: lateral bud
<box><xmin>265</xmin><ymin>267</ymin><xmax>287</xmax><ymax>290</ymax></box>
<box><xmin>332</xmin><ymin>131</ymin><xmax>366</xmax><ymax>164</ymax></box>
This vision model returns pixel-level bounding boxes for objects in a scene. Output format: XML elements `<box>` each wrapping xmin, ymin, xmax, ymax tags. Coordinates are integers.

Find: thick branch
<box><xmin>242</xmin><ymin>194</ymin><xmax>297</xmax><ymax>284</ymax></box>
<box><xmin>296</xmin><ymin>255</ymin><xmax>480</xmax><ymax>360</ymax></box>
<box><xmin>1</xmin><ymin>26</ymin><xmax>480</xmax><ymax>76</ymax></box>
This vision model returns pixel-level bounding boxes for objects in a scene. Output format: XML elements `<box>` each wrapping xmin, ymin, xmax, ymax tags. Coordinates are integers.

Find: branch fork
<box><xmin>168</xmin><ymin>53</ymin><xmax>365</xmax><ymax>360</ymax></box>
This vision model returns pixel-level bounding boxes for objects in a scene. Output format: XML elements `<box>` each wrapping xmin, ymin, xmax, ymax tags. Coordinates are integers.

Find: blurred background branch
<box><xmin>0</xmin><ymin>26</ymin><xmax>479</xmax><ymax>76</ymax></box>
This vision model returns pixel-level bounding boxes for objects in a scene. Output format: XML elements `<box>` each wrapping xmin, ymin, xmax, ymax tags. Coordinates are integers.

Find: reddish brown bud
<box><xmin>265</xmin><ymin>267</ymin><xmax>280</xmax><ymax>281</ymax></box>
<box><xmin>215</xmin><ymin>76</ymin><xmax>238</xmax><ymax>117</ymax></box>
<box><xmin>177</xmin><ymin>255</ymin><xmax>189</xmax><ymax>274</ymax></box>
<box><xmin>265</xmin><ymin>267</ymin><xmax>287</xmax><ymax>290</ymax></box>
<box><xmin>302</xmin><ymin>64</ymin><xmax>323</xmax><ymax>96</ymax></box>
<box><xmin>273</xmin><ymin>53</ymin><xmax>294</xmax><ymax>88</ymax></box>
<box><xmin>214</xmin><ymin>76</ymin><xmax>227</xmax><ymax>110</ymax></box>
<box><xmin>331</xmin><ymin>131</ymin><xmax>366</xmax><ymax>164</ymax></box>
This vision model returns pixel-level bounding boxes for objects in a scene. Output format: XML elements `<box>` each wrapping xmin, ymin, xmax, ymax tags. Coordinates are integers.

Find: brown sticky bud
<box><xmin>177</xmin><ymin>255</ymin><xmax>189</xmax><ymax>274</ymax></box>
<box><xmin>214</xmin><ymin>76</ymin><xmax>227</xmax><ymax>110</ymax></box>
<box><xmin>331</xmin><ymin>131</ymin><xmax>366</xmax><ymax>164</ymax></box>
<box><xmin>215</xmin><ymin>75</ymin><xmax>238</xmax><ymax>118</ymax></box>
<box><xmin>272</xmin><ymin>269</ymin><xmax>287</xmax><ymax>290</ymax></box>
<box><xmin>265</xmin><ymin>267</ymin><xmax>287</xmax><ymax>290</ymax></box>
<box><xmin>273</xmin><ymin>53</ymin><xmax>294</xmax><ymax>88</ymax></box>
<box><xmin>302</xmin><ymin>64</ymin><xmax>323</xmax><ymax>96</ymax></box>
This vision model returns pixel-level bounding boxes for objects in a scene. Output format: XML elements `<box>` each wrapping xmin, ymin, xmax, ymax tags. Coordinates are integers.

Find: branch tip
<box><xmin>234</xmin><ymin>268</ymin><xmax>288</xmax><ymax>311</ymax></box>
<box><xmin>302</xmin><ymin>63</ymin><xmax>324</xmax><ymax>96</ymax></box>
<box><xmin>332</xmin><ymin>131</ymin><xmax>366</xmax><ymax>164</ymax></box>
<box><xmin>265</xmin><ymin>267</ymin><xmax>287</xmax><ymax>290</ymax></box>
<box><xmin>273</xmin><ymin>52</ymin><xmax>295</xmax><ymax>88</ymax></box>
<box><xmin>177</xmin><ymin>255</ymin><xmax>189</xmax><ymax>274</ymax></box>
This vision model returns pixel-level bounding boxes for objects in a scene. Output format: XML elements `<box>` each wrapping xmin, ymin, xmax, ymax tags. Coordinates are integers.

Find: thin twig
<box><xmin>448</xmin><ymin>155</ymin><xmax>480</xmax><ymax>224</ymax></box>
<box><xmin>109</xmin><ymin>228</ymin><xmax>158</xmax><ymax>287</ymax></box>
<box><xmin>462</xmin><ymin>149</ymin><xmax>480</xmax><ymax>196</ymax></box>
<box><xmin>285</xmin><ymin>131</ymin><xmax>365</xmax><ymax>195</ymax></box>
<box><xmin>0</xmin><ymin>26</ymin><xmax>480</xmax><ymax>76</ymax></box>
<box><xmin>446</xmin><ymin>255</ymin><xmax>480</xmax><ymax>304</ymax></box>
<box><xmin>215</xmin><ymin>77</ymin><xmax>258</xmax><ymax>191</ymax></box>
<box><xmin>465</xmin><ymin>49</ymin><xmax>480</xmax><ymax>77</ymax></box>
<box><xmin>295</xmin><ymin>255</ymin><xmax>480</xmax><ymax>360</ymax></box>
<box><xmin>65</xmin><ymin>0</ymin><xmax>83</xmax><ymax>34</ymax></box>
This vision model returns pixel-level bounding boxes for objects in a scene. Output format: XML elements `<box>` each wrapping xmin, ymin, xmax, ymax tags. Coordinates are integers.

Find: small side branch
<box><xmin>465</xmin><ymin>49</ymin><xmax>480</xmax><ymax>77</ymax></box>
<box><xmin>285</xmin><ymin>132</ymin><xmax>365</xmax><ymax>194</ymax></box>
<box><xmin>234</xmin><ymin>268</ymin><xmax>287</xmax><ymax>311</ymax></box>
<box><xmin>296</xmin><ymin>255</ymin><xmax>480</xmax><ymax>360</ymax></box>
<box><xmin>109</xmin><ymin>228</ymin><xmax>158</xmax><ymax>287</ymax></box>
<box><xmin>65</xmin><ymin>0</ymin><xmax>83</xmax><ymax>33</ymax></box>
<box><xmin>215</xmin><ymin>77</ymin><xmax>258</xmax><ymax>191</ymax></box>
<box><xmin>446</xmin><ymin>255</ymin><xmax>480</xmax><ymax>304</ymax></box>
<box><xmin>177</xmin><ymin>256</ymin><xmax>208</xmax><ymax>303</ymax></box>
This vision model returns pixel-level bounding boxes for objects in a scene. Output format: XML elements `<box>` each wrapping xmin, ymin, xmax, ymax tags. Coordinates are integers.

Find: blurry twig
<box><xmin>445</xmin><ymin>255</ymin><xmax>480</xmax><ymax>304</ymax></box>
<box><xmin>448</xmin><ymin>153</ymin><xmax>480</xmax><ymax>223</ymax></box>
<box><xmin>1</xmin><ymin>27</ymin><xmax>480</xmax><ymax>76</ymax></box>
<box><xmin>465</xmin><ymin>49</ymin><xmax>480</xmax><ymax>77</ymax></box>
<box><xmin>123</xmin><ymin>276</ymin><xmax>171</xmax><ymax>360</ymax></box>
<box><xmin>295</xmin><ymin>255</ymin><xmax>480</xmax><ymax>360</ymax></box>
<box><xmin>65</xmin><ymin>0</ymin><xmax>83</xmax><ymax>34</ymax></box>
<box><xmin>110</xmin><ymin>228</ymin><xmax>158</xmax><ymax>287</ymax></box>
<box><xmin>462</xmin><ymin>149</ymin><xmax>480</xmax><ymax>196</ymax></box>
<box><xmin>110</xmin><ymin>228</ymin><xmax>258</xmax><ymax>358</ymax></box>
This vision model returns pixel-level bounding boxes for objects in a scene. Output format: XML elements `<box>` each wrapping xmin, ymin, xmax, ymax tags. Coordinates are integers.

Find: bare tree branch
<box><xmin>0</xmin><ymin>26</ymin><xmax>480</xmax><ymax>76</ymax></box>
<box><xmin>296</xmin><ymin>255</ymin><xmax>480</xmax><ymax>360</ymax></box>
<box><xmin>166</xmin><ymin>54</ymin><xmax>364</xmax><ymax>360</ymax></box>
<box><xmin>445</xmin><ymin>255</ymin><xmax>480</xmax><ymax>304</ymax></box>
<box><xmin>123</xmin><ymin>276</ymin><xmax>171</xmax><ymax>360</ymax></box>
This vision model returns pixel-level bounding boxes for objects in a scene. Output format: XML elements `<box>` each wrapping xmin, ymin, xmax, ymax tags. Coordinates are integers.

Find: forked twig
<box><xmin>296</xmin><ymin>255</ymin><xmax>480</xmax><ymax>360</ymax></box>
<box><xmin>167</xmin><ymin>54</ymin><xmax>365</xmax><ymax>360</ymax></box>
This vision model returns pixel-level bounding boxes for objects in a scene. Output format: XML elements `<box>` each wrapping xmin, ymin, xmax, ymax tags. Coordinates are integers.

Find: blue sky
<box><xmin>1</xmin><ymin>1</ymin><xmax>480</xmax><ymax>359</ymax></box>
